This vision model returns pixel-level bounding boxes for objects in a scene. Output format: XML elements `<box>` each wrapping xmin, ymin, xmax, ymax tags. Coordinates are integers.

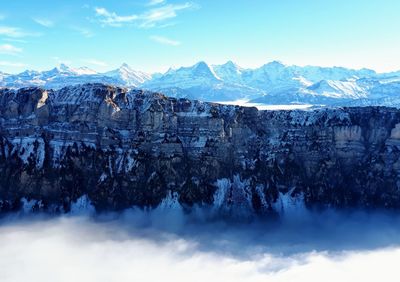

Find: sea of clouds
<box><xmin>1</xmin><ymin>208</ymin><xmax>400</xmax><ymax>282</ymax></box>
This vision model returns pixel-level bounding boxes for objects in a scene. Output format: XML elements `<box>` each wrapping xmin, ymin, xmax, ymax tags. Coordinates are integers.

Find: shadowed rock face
<box><xmin>1</xmin><ymin>83</ymin><xmax>400</xmax><ymax>214</ymax></box>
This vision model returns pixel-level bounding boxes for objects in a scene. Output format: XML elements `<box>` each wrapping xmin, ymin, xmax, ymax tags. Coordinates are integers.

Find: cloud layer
<box><xmin>1</xmin><ymin>209</ymin><xmax>400</xmax><ymax>282</ymax></box>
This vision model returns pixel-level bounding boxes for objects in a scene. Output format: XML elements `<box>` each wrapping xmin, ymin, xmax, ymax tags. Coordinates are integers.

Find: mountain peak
<box><xmin>57</xmin><ymin>63</ymin><xmax>73</xmax><ymax>72</ymax></box>
<box><xmin>120</xmin><ymin>63</ymin><xmax>132</xmax><ymax>70</ymax></box>
<box><xmin>51</xmin><ymin>64</ymin><xmax>97</xmax><ymax>75</ymax></box>
<box><xmin>265</xmin><ymin>60</ymin><xmax>286</xmax><ymax>68</ymax></box>
<box><xmin>193</xmin><ymin>61</ymin><xmax>210</xmax><ymax>69</ymax></box>
<box><xmin>191</xmin><ymin>61</ymin><xmax>220</xmax><ymax>80</ymax></box>
<box><xmin>104</xmin><ymin>64</ymin><xmax>151</xmax><ymax>87</ymax></box>
<box><xmin>75</xmin><ymin>66</ymin><xmax>97</xmax><ymax>75</ymax></box>
<box><xmin>211</xmin><ymin>61</ymin><xmax>243</xmax><ymax>83</ymax></box>
<box><xmin>165</xmin><ymin>67</ymin><xmax>177</xmax><ymax>74</ymax></box>
<box><xmin>223</xmin><ymin>60</ymin><xmax>238</xmax><ymax>68</ymax></box>
<box><xmin>219</xmin><ymin>60</ymin><xmax>243</xmax><ymax>71</ymax></box>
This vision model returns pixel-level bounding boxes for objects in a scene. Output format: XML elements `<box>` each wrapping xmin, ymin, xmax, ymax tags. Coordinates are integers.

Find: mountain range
<box><xmin>1</xmin><ymin>61</ymin><xmax>400</xmax><ymax>107</ymax></box>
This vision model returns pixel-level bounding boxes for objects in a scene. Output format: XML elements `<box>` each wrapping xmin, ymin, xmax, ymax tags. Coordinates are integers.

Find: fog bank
<box><xmin>1</xmin><ymin>209</ymin><xmax>400</xmax><ymax>281</ymax></box>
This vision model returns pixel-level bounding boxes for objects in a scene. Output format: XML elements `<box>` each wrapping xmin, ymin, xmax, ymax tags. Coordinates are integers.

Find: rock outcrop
<box><xmin>1</xmin><ymin>83</ymin><xmax>400</xmax><ymax>215</ymax></box>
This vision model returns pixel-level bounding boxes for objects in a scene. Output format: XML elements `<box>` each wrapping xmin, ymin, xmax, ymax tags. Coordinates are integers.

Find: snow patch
<box><xmin>21</xmin><ymin>198</ymin><xmax>41</xmax><ymax>213</ymax></box>
<box><xmin>213</xmin><ymin>178</ymin><xmax>231</xmax><ymax>208</ymax></box>
<box><xmin>272</xmin><ymin>188</ymin><xmax>306</xmax><ymax>217</ymax></box>
<box><xmin>217</xmin><ymin>100</ymin><xmax>313</xmax><ymax>111</ymax></box>
<box><xmin>157</xmin><ymin>191</ymin><xmax>182</xmax><ymax>210</ymax></box>
<box><xmin>10</xmin><ymin>137</ymin><xmax>45</xmax><ymax>168</ymax></box>
<box><xmin>98</xmin><ymin>172</ymin><xmax>108</xmax><ymax>183</ymax></box>
<box><xmin>70</xmin><ymin>195</ymin><xmax>96</xmax><ymax>215</ymax></box>
<box><xmin>213</xmin><ymin>176</ymin><xmax>253</xmax><ymax>217</ymax></box>
<box><xmin>255</xmin><ymin>184</ymin><xmax>268</xmax><ymax>210</ymax></box>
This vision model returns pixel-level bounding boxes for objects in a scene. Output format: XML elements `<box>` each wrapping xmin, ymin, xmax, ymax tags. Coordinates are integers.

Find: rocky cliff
<box><xmin>1</xmin><ymin>83</ymin><xmax>400</xmax><ymax>215</ymax></box>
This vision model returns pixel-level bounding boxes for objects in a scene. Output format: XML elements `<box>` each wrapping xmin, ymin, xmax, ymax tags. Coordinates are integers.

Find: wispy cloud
<box><xmin>3</xmin><ymin>38</ymin><xmax>27</xmax><ymax>44</ymax></box>
<box><xmin>94</xmin><ymin>2</ymin><xmax>196</xmax><ymax>28</ymax></box>
<box><xmin>0</xmin><ymin>26</ymin><xmax>26</xmax><ymax>38</ymax></box>
<box><xmin>33</xmin><ymin>18</ymin><xmax>54</xmax><ymax>28</ymax></box>
<box><xmin>0</xmin><ymin>61</ymin><xmax>26</xmax><ymax>68</ymax></box>
<box><xmin>70</xmin><ymin>26</ymin><xmax>94</xmax><ymax>38</ymax></box>
<box><xmin>140</xmin><ymin>3</ymin><xmax>194</xmax><ymax>28</ymax></box>
<box><xmin>0</xmin><ymin>44</ymin><xmax>22</xmax><ymax>55</ymax></box>
<box><xmin>0</xmin><ymin>14</ymin><xmax>5</xmax><ymax>21</ymax></box>
<box><xmin>94</xmin><ymin>7</ymin><xmax>138</xmax><ymax>27</ymax></box>
<box><xmin>150</xmin><ymin>35</ymin><xmax>180</xmax><ymax>46</ymax></box>
<box><xmin>82</xmin><ymin>58</ymin><xmax>108</xmax><ymax>67</ymax></box>
<box><xmin>0</xmin><ymin>26</ymin><xmax>40</xmax><ymax>38</ymax></box>
<box><xmin>148</xmin><ymin>0</ymin><xmax>166</xmax><ymax>6</ymax></box>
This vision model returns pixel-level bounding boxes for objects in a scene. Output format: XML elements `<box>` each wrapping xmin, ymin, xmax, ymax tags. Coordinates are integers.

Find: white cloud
<box><xmin>71</xmin><ymin>26</ymin><xmax>94</xmax><ymax>38</ymax></box>
<box><xmin>0</xmin><ymin>44</ymin><xmax>22</xmax><ymax>55</ymax></box>
<box><xmin>0</xmin><ymin>26</ymin><xmax>40</xmax><ymax>38</ymax></box>
<box><xmin>94</xmin><ymin>2</ymin><xmax>196</xmax><ymax>28</ymax></box>
<box><xmin>33</xmin><ymin>18</ymin><xmax>54</xmax><ymax>28</ymax></box>
<box><xmin>140</xmin><ymin>3</ymin><xmax>194</xmax><ymax>28</ymax></box>
<box><xmin>95</xmin><ymin>7</ymin><xmax>138</xmax><ymax>27</ymax></box>
<box><xmin>148</xmin><ymin>0</ymin><xmax>166</xmax><ymax>6</ymax></box>
<box><xmin>3</xmin><ymin>38</ymin><xmax>27</xmax><ymax>43</ymax></box>
<box><xmin>0</xmin><ymin>61</ymin><xmax>26</xmax><ymax>68</ymax></box>
<box><xmin>0</xmin><ymin>26</ymin><xmax>25</xmax><ymax>38</ymax></box>
<box><xmin>1</xmin><ymin>212</ymin><xmax>400</xmax><ymax>282</ymax></box>
<box><xmin>150</xmin><ymin>35</ymin><xmax>180</xmax><ymax>46</ymax></box>
<box><xmin>82</xmin><ymin>59</ymin><xmax>108</xmax><ymax>67</ymax></box>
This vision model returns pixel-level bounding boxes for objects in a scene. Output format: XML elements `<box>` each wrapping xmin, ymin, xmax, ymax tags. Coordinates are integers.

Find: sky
<box><xmin>0</xmin><ymin>0</ymin><xmax>399</xmax><ymax>74</ymax></box>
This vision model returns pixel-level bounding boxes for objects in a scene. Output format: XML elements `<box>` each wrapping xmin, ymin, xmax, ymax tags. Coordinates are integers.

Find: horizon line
<box><xmin>1</xmin><ymin>59</ymin><xmax>399</xmax><ymax>75</ymax></box>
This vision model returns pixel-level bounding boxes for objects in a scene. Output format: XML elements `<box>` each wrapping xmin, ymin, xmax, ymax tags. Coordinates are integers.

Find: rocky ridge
<box><xmin>1</xmin><ymin>84</ymin><xmax>400</xmax><ymax>215</ymax></box>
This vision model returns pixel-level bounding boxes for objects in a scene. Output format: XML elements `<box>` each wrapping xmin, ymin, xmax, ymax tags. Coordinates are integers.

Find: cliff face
<box><xmin>1</xmin><ymin>83</ymin><xmax>400</xmax><ymax>215</ymax></box>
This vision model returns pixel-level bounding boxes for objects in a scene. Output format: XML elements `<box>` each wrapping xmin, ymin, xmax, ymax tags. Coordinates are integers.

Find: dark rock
<box><xmin>1</xmin><ymin>83</ymin><xmax>400</xmax><ymax>215</ymax></box>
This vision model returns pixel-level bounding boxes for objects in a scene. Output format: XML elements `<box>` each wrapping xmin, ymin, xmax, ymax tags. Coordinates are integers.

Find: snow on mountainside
<box><xmin>143</xmin><ymin>61</ymin><xmax>221</xmax><ymax>89</ymax></box>
<box><xmin>1</xmin><ymin>60</ymin><xmax>400</xmax><ymax>106</ymax></box>
<box><xmin>41</xmin><ymin>64</ymin><xmax>97</xmax><ymax>78</ymax></box>
<box><xmin>212</xmin><ymin>61</ymin><xmax>245</xmax><ymax>84</ymax></box>
<box><xmin>142</xmin><ymin>61</ymin><xmax>265</xmax><ymax>101</ymax></box>
<box><xmin>241</xmin><ymin>61</ymin><xmax>311</xmax><ymax>92</ymax></box>
<box><xmin>302</xmin><ymin>79</ymin><xmax>367</xmax><ymax>99</ymax></box>
<box><xmin>1</xmin><ymin>63</ymin><xmax>151</xmax><ymax>89</ymax></box>
<box><xmin>0</xmin><ymin>71</ymin><xmax>8</xmax><ymax>80</ymax></box>
<box><xmin>104</xmin><ymin>63</ymin><xmax>152</xmax><ymax>86</ymax></box>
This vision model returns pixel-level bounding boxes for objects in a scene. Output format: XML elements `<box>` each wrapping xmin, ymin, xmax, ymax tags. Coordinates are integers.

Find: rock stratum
<box><xmin>1</xmin><ymin>83</ymin><xmax>400</xmax><ymax>215</ymax></box>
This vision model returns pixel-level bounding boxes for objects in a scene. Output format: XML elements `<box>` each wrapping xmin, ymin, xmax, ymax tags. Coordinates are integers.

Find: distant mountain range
<box><xmin>1</xmin><ymin>61</ymin><xmax>400</xmax><ymax>107</ymax></box>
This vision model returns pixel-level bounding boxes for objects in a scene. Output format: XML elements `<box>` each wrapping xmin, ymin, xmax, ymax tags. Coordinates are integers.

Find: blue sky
<box><xmin>0</xmin><ymin>0</ymin><xmax>399</xmax><ymax>73</ymax></box>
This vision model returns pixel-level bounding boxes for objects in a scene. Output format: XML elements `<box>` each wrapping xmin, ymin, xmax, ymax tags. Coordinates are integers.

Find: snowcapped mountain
<box><xmin>0</xmin><ymin>63</ymin><xmax>151</xmax><ymax>89</ymax></box>
<box><xmin>1</xmin><ymin>60</ymin><xmax>399</xmax><ymax>106</ymax></box>
<box><xmin>241</xmin><ymin>61</ymin><xmax>308</xmax><ymax>92</ymax></box>
<box><xmin>41</xmin><ymin>64</ymin><xmax>97</xmax><ymax>79</ymax></box>
<box><xmin>104</xmin><ymin>63</ymin><xmax>151</xmax><ymax>87</ymax></box>
<box><xmin>143</xmin><ymin>61</ymin><xmax>221</xmax><ymax>89</ymax></box>
<box><xmin>302</xmin><ymin>79</ymin><xmax>367</xmax><ymax>99</ymax></box>
<box><xmin>212</xmin><ymin>61</ymin><xmax>245</xmax><ymax>84</ymax></box>
<box><xmin>142</xmin><ymin>61</ymin><xmax>264</xmax><ymax>101</ymax></box>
